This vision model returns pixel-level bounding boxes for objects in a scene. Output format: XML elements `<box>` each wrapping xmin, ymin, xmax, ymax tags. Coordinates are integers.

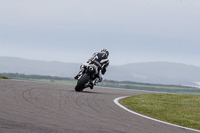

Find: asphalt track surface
<box><xmin>0</xmin><ymin>79</ymin><xmax>198</xmax><ymax>133</ymax></box>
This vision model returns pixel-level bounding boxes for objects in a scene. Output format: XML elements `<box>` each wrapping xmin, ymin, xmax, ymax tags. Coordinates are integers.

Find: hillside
<box><xmin>0</xmin><ymin>56</ymin><xmax>80</xmax><ymax>77</ymax></box>
<box><xmin>1</xmin><ymin>56</ymin><xmax>200</xmax><ymax>86</ymax></box>
<box><xmin>107</xmin><ymin>62</ymin><xmax>200</xmax><ymax>86</ymax></box>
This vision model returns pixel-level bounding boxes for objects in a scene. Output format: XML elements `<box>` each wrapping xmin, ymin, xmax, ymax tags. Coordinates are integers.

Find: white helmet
<box><xmin>101</xmin><ymin>48</ymin><xmax>109</xmax><ymax>56</ymax></box>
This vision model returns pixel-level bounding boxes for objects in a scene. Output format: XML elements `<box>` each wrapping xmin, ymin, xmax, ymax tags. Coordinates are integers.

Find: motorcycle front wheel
<box><xmin>75</xmin><ymin>74</ymin><xmax>90</xmax><ymax>92</ymax></box>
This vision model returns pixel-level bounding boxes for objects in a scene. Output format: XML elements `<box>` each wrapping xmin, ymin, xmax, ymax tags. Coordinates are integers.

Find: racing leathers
<box><xmin>74</xmin><ymin>51</ymin><xmax>109</xmax><ymax>86</ymax></box>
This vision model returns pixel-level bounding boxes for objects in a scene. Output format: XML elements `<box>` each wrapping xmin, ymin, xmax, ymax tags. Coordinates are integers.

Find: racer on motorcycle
<box><xmin>74</xmin><ymin>49</ymin><xmax>109</xmax><ymax>89</ymax></box>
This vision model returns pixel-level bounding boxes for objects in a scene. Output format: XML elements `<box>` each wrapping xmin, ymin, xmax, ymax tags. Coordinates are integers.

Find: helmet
<box><xmin>101</xmin><ymin>48</ymin><xmax>109</xmax><ymax>56</ymax></box>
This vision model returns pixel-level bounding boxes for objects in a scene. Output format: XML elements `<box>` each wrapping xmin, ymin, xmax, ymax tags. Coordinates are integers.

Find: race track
<box><xmin>0</xmin><ymin>79</ymin><xmax>198</xmax><ymax>133</ymax></box>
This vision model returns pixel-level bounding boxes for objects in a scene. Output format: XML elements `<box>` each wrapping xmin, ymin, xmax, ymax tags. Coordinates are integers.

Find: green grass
<box><xmin>120</xmin><ymin>94</ymin><xmax>200</xmax><ymax>130</ymax></box>
<box><xmin>0</xmin><ymin>76</ymin><xmax>10</xmax><ymax>79</ymax></box>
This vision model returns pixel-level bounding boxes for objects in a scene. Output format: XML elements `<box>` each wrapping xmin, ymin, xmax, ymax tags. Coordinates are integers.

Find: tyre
<box><xmin>75</xmin><ymin>74</ymin><xmax>90</xmax><ymax>92</ymax></box>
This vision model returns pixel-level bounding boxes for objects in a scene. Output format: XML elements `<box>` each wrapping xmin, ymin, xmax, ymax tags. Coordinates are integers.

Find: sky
<box><xmin>0</xmin><ymin>0</ymin><xmax>200</xmax><ymax>66</ymax></box>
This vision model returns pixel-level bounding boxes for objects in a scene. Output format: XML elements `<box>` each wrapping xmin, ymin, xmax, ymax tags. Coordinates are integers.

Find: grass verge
<box><xmin>1</xmin><ymin>73</ymin><xmax>200</xmax><ymax>95</ymax></box>
<box><xmin>120</xmin><ymin>94</ymin><xmax>200</xmax><ymax>130</ymax></box>
<box><xmin>0</xmin><ymin>76</ymin><xmax>10</xmax><ymax>79</ymax></box>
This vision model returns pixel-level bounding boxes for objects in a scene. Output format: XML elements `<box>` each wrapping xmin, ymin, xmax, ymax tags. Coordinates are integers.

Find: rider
<box><xmin>74</xmin><ymin>48</ymin><xmax>110</xmax><ymax>89</ymax></box>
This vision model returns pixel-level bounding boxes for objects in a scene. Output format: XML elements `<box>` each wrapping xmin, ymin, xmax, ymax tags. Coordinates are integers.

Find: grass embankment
<box><xmin>0</xmin><ymin>76</ymin><xmax>10</xmax><ymax>79</ymax></box>
<box><xmin>120</xmin><ymin>94</ymin><xmax>200</xmax><ymax>130</ymax></box>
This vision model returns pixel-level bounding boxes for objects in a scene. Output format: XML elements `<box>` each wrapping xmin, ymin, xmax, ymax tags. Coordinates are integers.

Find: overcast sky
<box><xmin>0</xmin><ymin>0</ymin><xmax>200</xmax><ymax>66</ymax></box>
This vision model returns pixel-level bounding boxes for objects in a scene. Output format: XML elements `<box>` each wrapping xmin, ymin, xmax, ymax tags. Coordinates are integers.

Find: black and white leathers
<box><xmin>78</xmin><ymin>51</ymin><xmax>109</xmax><ymax>81</ymax></box>
<box><xmin>87</xmin><ymin>52</ymin><xmax>109</xmax><ymax>76</ymax></box>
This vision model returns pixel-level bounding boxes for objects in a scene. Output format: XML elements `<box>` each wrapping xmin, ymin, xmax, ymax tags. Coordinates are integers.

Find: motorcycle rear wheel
<box><xmin>75</xmin><ymin>74</ymin><xmax>90</xmax><ymax>92</ymax></box>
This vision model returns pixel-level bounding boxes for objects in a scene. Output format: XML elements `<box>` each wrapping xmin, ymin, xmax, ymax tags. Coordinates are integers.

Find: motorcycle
<box><xmin>75</xmin><ymin>64</ymin><xmax>99</xmax><ymax>92</ymax></box>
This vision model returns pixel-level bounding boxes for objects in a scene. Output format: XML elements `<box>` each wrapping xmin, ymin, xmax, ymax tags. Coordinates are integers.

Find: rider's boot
<box><xmin>90</xmin><ymin>79</ymin><xmax>97</xmax><ymax>89</ymax></box>
<box><xmin>90</xmin><ymin>82</ymin><xmax>94</xmax><ymax>89</ymax></box>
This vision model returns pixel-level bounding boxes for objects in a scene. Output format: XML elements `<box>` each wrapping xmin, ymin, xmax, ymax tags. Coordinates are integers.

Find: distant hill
<box><xmin>1</xmin><ymin>56</ymin><xmax>200</xmax><ymax>86</ymax></box>
<box><xmin>0</xmin><ymin>56</ymin><xmax>80</xmax><ymax>77</ymax></box>
<box><xmin>107</xmin><ymin>62</ymin><xmax>200</xmax><ymax>86</ymax></box>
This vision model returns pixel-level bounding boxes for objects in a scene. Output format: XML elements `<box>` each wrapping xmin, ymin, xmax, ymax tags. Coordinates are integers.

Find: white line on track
<box><xmin>114</xmin><ymin>96</ymin><xmax>200</xmax><ymax>133</ymax></box>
